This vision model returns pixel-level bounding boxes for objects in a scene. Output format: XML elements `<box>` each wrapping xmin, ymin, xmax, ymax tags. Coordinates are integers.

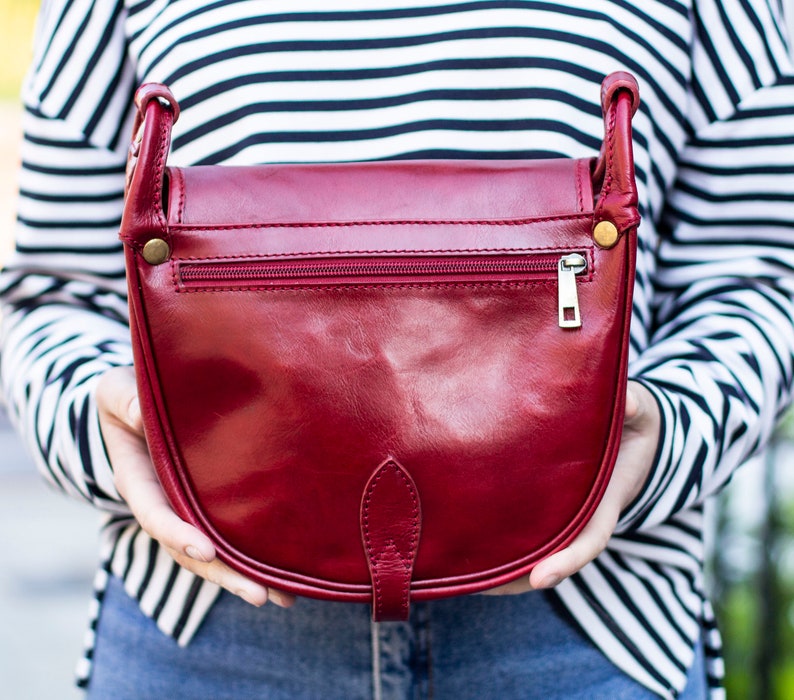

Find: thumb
<box><xmin>126</xmin><ymin>392</ymin><xmax>143</xmax><ymax>433</ymax></box>
<box><xmin>97</xmin><ymin>366</ymin><xmax>144</xmax><ymax>434</ymax></box>
<box><xmin>623</xmin><ymin>380</ymin><xmax>653</xmax><ymax>428</ymax></box>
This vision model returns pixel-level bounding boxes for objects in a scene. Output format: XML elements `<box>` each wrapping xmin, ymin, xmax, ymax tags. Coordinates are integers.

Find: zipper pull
<box><xmin>558</xmin><ymin>253</ymin><xmax>587</xmax><ymax>328</ymax></box>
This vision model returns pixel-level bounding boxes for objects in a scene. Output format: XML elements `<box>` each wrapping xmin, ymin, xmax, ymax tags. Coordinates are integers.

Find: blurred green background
<box><xmin>1</xmin><ymin>2</ymin><xmax>793</xmax><ymax>699</ymax></box>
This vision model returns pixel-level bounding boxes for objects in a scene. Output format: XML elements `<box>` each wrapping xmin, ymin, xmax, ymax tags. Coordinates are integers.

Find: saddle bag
<box><xmin>120</xmin><ymin>72</ymin><xmax>640</xmax><ymax>621</ymax></box>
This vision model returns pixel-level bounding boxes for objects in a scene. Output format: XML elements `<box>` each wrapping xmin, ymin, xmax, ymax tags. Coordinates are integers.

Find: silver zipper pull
<box><xmin>558</xmin><ymin>253</ymin><xmax>587</xmax><ymax>328</ymax></box>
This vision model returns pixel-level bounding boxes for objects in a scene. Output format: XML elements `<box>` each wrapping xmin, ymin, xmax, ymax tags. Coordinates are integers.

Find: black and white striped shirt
<box><xmin>2</xmin><ymin>1</ymin><xmax>793</xmax><ymax>697</ymax></box>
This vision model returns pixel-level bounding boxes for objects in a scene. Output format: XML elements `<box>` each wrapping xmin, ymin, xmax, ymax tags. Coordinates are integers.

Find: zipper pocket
<box><xmin>178</xmin><ymin>252</ymin><xmax>589</xmax><ymax>328</ymax></box>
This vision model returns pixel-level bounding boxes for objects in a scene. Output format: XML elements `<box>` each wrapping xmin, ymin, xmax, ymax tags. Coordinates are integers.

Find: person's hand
<box><xmin>484</xmin><ymin>380</ymin><xmax>661</xmax><ymax>595</ymax></box>
<box><xmin>96</xmin><ymin>366</ymin><xmax>295</xmax><ymax>608</ymax></box>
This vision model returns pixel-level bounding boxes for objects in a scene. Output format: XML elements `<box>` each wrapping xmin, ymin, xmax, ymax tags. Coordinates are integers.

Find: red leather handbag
<box><xmin>120</xmin><ymin>73</ymin><xmax>640</xmax><ymax>621</ymax></box>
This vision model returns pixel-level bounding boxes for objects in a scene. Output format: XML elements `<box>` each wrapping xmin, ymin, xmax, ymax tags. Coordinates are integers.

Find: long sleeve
<box><xmin>2</xmin><ymin>2</ymin><xmax>792</xmax><ymax>697</ymax></box>
<box><xmin>617</xmin><ymin>0</ymin><xmax>794</xmax><ymax>533</ymax></box>
<box><xmin>554</xmin><ymin>3</ymin><xmax>794</xmax><ymax>694</ymax></box>
<box><xmin>0</xmin><ymin>0</ymin><xmax>136</xmax><ymax>511</ymax></box>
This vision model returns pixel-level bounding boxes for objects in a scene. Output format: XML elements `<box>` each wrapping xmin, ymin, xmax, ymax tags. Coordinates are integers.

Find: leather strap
<box><xmin>592</xmin><ymin>71</ymin><xmax>641</xmax><ymax>238</ymax></box>
<box><xmin>122</xmin><ymin>84</ymin><xmax>179</xmax><ymax>249</ymax></box>
<box><xmin>361</xmin><ymin>458</ymin><xmax>422</xmax><ymax>622</ymax></box>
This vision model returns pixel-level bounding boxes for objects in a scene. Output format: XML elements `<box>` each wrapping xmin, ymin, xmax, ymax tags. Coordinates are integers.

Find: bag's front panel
<box><xmin>134</xmin><ymin>210</ymin><xmax>631</xmax><ymax>596</ymax></box>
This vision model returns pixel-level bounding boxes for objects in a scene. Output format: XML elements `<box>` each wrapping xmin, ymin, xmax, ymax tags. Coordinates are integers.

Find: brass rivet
<box><xmin>142</xmin><ymin>238</ymin><xmax>170</xmax><ymax>265</ymax></box>
<box><xmin>593</xmin><ymin>220</ymin><xmax>619</xmax><ymax>248</ymax></box>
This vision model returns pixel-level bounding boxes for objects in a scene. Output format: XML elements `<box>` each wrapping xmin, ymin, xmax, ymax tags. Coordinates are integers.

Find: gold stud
<box><xmin>142</xmin><ymin>238</ymin><xmax>170</xmax><ymax>265</ymax></box>
<box><xmin>593</xmin><ymin>220</ymin><xmax>619</xmax><ymax>249</ymax></box>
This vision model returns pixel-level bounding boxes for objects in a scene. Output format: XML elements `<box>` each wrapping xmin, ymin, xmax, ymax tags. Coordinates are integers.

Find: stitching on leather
<box><xmin>173</xmin><ymin>167</ymin><xmax>186</xmax><ymax>224</ymax></box>
<box><xmin>387</xmin><ymin>462</ymin><xmax>419</xmax><ymax>618</ymax></box>
<box><xmin>177</xmin><ymin>244</ymin><xmax>591</xmax><ymax>261</ymax></box>
<box><xmin>602</xmin><ymin>105</ymin><xmax>617</xmax><ymax>200</ymax></box>
<box><xmin>362</xmin><ymin>461</ymin><xmax>420</xmax><ymax>619</ymax></box>
<box><xmin>176</xmin><ymin>280</ymin><xmax>567</xmax><ymax>294</ymax></box>
<box><xmin>397</xmin><ymin>463</ymin><xmax>420</xmax><ymax>618</ymax></box>
<box><xmin>171</xmin><ymin>213</ymin><xmax>592</xmax><ymax>232</ymax></box>
<box><xmin>382</xmin><ymin>541</ymin><xmax>411</xmax><ymax>617</ymax></box>
<box><xmin>169</xmin><ymin>258</ymin><xmax>180</xmax><ymax>292</ymax></box>
<box><xmin>575</xmin><ymin>159</ymin><xmax>587</xmax><ymax>213</ymax></box>
<box><xmin>173</xmin><ymin>246</ymin><xmax>596</xmax><ymax>293</ymax></box>
<box><xmin>174</xmin><ymin>277</ymin><xmax>593</xmax><ymax>294</ymax></box>
<box><xmin>154</xmin><ymin>118</ymin><xmax>169</xmax><ymax>235</ymax></box>
<box><xmin>362</xmin><ymin>465</ymin><xmax>380</xmax><ymax>614</ymax></box>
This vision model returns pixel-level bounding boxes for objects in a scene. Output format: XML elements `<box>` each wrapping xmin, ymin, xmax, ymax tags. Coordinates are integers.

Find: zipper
<box><xmin>557</xmin><ymin>253</ymin><xmax>587</xmax><ymax>328</ymax></box>
<box><xmin>179</xmin><ymin>252</ymin><xmax>588</xmax><ymax>328</ymax></box>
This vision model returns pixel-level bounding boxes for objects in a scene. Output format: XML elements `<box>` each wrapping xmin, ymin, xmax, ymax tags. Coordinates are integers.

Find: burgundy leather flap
<box><xmin>167</xmin><ymin>158</ymin><xmax>593</xmax><ymax>227</ymax></box>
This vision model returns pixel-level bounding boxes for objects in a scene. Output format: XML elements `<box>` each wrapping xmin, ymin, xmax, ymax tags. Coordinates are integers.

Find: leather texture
<box><xmin>593</xmin><ymin>71</ymin><xmax>641</xmax><ymax>237</ymax></box>
<box><xmin>120</xmin><ymin>74</ymin><xmax>640</xmax><ymax>621</ymax></box>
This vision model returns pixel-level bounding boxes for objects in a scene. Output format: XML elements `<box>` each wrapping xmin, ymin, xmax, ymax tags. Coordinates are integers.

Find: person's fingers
<box><xmin>96</xmin><ymin>365</ymin><xmax>142</xmax><ymax>432</ymax></box>
<box><xmin>528</xmin><ymin>491</ymin><xmax>621</xmax><ymax>588</ymax></box>
<box><xmin>624</xmin><ymin>380</ymin><xmax>640</xmax><ymax>422</ymax></box>
<box><xmin>480</xmin><ymin>577</ymin><xmax>533</xmax><ymax>595</ymax></box>
<box><xmin>623</xmin><ymin>380</ymin><xmax>661</xmax><ymax>439</ymax></box>
<box><xmin>112</xmin><ymin>446</ymin><xmax>217</xmax><ymax>563</ymax></box>
<box><xmin>98</xmin><ymin>368</ymin><xmax>216</xmax><ymax>559</ymax></box>
<box><xmin>165</xmin><ymin>546</ymin><xmax>296</xmax><ymax>608</ymax></box>
<box><xmin>118</xmin><ymin>453</ymin><xmax>296</xmax><ymax>607</ymax></box>
<box><xmin>484</xmin><ymin>455</ymin><xmax>626</xmax><ymax>595</ymax></box>
<box><xmin>96</xmin><ymin>366</ymin><xmax>296</xmax><ymax>608</ymax></box>
<box><xmin>484</xmin><ymin>484</ymin><xmax>623</xmax><ymax>594</ymax></box>
<box><xmin>116</xmin><ymin>460</ymin><xmax>277</xmax><ymax>605</ymax></box>
<box><xmin>529</xmin><ymin>381</ymin><xmax>661</xmax><ymax>588</ymax></box>
<box><xmin>483</xmin><ymin>381</ymin><xmax>663</xmax><ymax>595</ymax></box>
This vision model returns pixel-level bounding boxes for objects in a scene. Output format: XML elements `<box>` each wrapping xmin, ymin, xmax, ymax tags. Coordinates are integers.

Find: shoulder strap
<box><xmin>121</xmin><ymin>83</ymin><xmax>179</xmax><ymax>249</ymax></box>
<box><xmin>592</xmin><ymin>71</ymin><xmax>641</xmax><ymax>247</ymax></box>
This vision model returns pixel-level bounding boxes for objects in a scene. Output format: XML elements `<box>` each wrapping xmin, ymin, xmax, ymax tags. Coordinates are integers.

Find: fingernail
<box><xmin>237</xmin><ymin>589</ymin><xmax>263</xmax><ymax>607</ymax></box>
<box><xmin>185</xmin><ymin>545</ymin><xmax>208</xmax><ymax>562</ymax></box>
<box><xmin>128</xmin><ymin>397</ymin><xmax>141</xmax><ymax>425</ymax></box>
<box><xmin>539</xmin><ymin>574</ymin><xmax>562</xmax><ymax>588</ymax></box>
<box><xmin>268</xmin><ymin>590</ymin><xmax>289</xmax><ymax>607</ymax></box>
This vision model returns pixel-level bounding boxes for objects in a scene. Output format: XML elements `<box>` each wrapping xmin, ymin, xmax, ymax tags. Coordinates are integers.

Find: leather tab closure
<box><xmin>361</xmin><ymin>458</ymin><xmax>421</xmax><ymax>622</ymax></box>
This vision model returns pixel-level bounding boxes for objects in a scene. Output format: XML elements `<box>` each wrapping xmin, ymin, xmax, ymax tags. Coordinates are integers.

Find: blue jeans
<box><xmin>87</xmin><ymin>575</ymin><xmax>706</xmax><ymax>699</ymax></box>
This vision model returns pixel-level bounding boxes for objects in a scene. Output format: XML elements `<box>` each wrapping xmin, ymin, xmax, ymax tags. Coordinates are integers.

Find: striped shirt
<box><xmin>2</xmin><ymin>1</ymin><xmax>794</xmax><ymax>697</ymax></box>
